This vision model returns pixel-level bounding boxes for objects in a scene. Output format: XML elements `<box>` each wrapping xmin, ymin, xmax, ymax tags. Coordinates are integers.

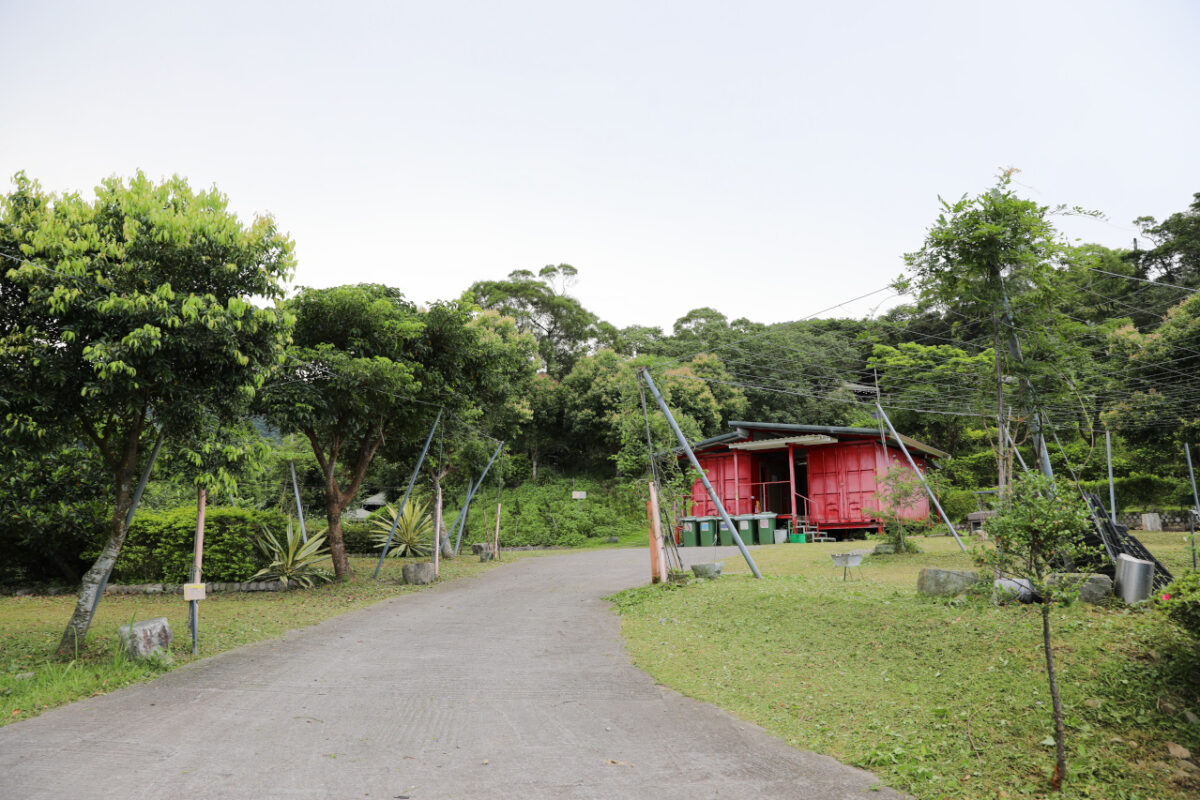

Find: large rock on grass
<box><xmin>691</xmin><ymin>562</ymin><xmax>723</xmax><ymax>579</ymax></box>
<box><xmin>402</xmin><ymin>563</ymin><xmax>436</xmax><ymax>585</ymax></box>
<box><xmin>917</xmin><ymin>568</ymin><xmax>979</xmax><ymax>597</ymax></box>
<box><xmin>1048</xmin><ymin>573</ymin><xmax>1113</xmax><ymax>605</ymax></box>
<box><xmin>118</xmin><ymin>617</ymin><xmax>172</xmax><ymax>661</ymax></box>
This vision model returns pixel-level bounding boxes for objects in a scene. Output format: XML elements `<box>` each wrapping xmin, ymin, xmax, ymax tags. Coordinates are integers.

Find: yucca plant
<box><xmin>371</xmin><ymin>497</ymin><xmax>433</xmax><ymax>558</ymax></box>
<box><xmin>251</xmin><ymin>520</ymin><xmax>334</xmax><ymax>588</ymax></box>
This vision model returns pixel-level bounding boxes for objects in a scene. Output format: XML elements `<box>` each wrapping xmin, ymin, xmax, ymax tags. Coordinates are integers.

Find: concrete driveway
<box><xmin>0</xmin><ymin>547</ymin><xmax>902</xmax><ymax>799</ymax></box>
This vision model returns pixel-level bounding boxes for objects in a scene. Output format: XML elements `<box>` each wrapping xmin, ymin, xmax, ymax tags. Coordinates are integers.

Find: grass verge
<box><xmin>611</xmin><ymin>535</ymin><xmax>1200</xmax><ymax>799</ymax></box>
<box><xmin>0</xmin><ymin>553</ymin><xmax>514</xmax><ymax>727</ymax></box>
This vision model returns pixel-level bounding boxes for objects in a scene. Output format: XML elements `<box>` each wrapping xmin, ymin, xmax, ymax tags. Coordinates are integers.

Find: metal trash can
<box><xmin>755</xmin><ymin>513</ymin><xmax>778</xmax><ymax>545</ymax></box>
<box><xmin>717</xmin><ymin>516</ymin><xmax>735</xmax><ymax>546</ymax></box>
<box><xmin>1116</xmin><ymin>553</ymin><xmax>1155</xmax><ymax>604</ymax></box>
<box><xmin>680</xmin><ymin>517</ymin><xmax>699</xmax><ymax>548</ymax></box>
<box><xmin>697</xmin><ymin>516</ymin><xmax>716</xmax><ymax>546</ymax></box>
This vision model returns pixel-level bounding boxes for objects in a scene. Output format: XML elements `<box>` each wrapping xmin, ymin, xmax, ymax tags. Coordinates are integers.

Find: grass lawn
<box><xmin>0</xmin><ymin>552</ymin><xmax>517</xmax><ymax>727</ymax></box>
<box><xmin>612</xmin><ymin>534</ymin><xmax>1200</xmax><ymax>800</ymax></box>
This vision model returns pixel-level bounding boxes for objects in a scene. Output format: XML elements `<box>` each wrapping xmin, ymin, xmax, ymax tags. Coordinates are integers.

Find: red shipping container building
<box><xmin>683</xmin><ymin>421</ymin><xmax>948</xmax><ymax>537</ymax></box>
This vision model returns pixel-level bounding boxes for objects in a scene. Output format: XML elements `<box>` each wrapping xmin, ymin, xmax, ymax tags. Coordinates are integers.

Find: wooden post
<box><xmin>191</xmin><ymin>486</ymin><xmax>207</xmax><ymax>656</ymax></box>
<box><xmin>433</xmin><ymin>482</ymin><xmax>442</xmax><ymax>578</ymax></box>
<box><xmin>648</xmin><ymin>482</ymin><xmax>668</xmax><ymax>583</ymax></box>
<box><xmin>493</xmin><ymin>503</ymin><xmax>502</xmax><ymax>561</ymax></box>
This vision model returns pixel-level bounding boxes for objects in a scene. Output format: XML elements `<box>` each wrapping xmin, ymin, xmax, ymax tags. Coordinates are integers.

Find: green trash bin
<box><xmin>755</xmin><ymin>513</ymin><xmax>778</xmax><ymax>545</ymax></box>
<box><xmin>735</xmin><ymin>514</ymin><xmax>756</xmax><ymax>545</ymax></box>
<box><xmin>717</xmin><ymin>517</ymin><xmax>735</xmax><ymax>546</ymax></box>
<box><xmin>680</xmin><ymin>517</ymin><xmax>699</xmax><ymax>548</ymax></box>
<box><xmin>697</xmin><ymin>516</ymin><xmax>716</xmax><ymax>546</ymax></box>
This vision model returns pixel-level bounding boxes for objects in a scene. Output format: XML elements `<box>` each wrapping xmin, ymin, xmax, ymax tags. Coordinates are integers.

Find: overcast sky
<box><xmin>2</xmin><ymin>1</ymin><xmax>1197</xmax><ymax>330</ymax></box>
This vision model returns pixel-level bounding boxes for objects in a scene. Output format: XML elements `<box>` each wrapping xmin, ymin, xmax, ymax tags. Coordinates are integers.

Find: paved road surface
<box><xmin>0</xmin><ymin>547</ymin><xmax>902</xmax><ymax>799</ymax></box>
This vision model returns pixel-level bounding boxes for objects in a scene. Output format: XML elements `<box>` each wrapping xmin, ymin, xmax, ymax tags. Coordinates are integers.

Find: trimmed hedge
<box><xmin>107</xmin><ymin>507</ymin><xmax>284</xmax><ymax>583</ymax></box>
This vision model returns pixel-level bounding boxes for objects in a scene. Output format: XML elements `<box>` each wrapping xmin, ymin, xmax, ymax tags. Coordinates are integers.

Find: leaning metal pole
<box><xmin>877</xmin><ymin>403</ymin><xmax>966</xmax><ymax>553</ymax></box>
<box><xmin>1186</xmin><ymin>443</ymin><xmax>1199</xmax><ymax>571</ymax></box>
<box><xmin>290</xmin><ymin>460</ymin><xmax>308</xmax><ymax>543</ymax></box>
<box><xmin>374</xmin><ymin>410</ymin><xmax>442</xmax><ymax>578</ymax></box>
<box><xmin>1106</xmin><ymin>430</ymin><xmax>1118</xmax><ymax>526</ymax></box>
<box><xmin>452</xmin><ymin>440</ymin><xmax>504</xmax><ymax>556</ymax></box>
<box><xmin>639</xmin><ymin>368</ymin><xmax>761</xmax><ymax>579</ymax></box>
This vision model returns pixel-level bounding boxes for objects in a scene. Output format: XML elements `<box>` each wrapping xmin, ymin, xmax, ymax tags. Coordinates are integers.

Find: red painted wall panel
<box><xmin>690</xmin><ymin>453</ymin><xmax>753</xmax><ymax>517</ymax></box>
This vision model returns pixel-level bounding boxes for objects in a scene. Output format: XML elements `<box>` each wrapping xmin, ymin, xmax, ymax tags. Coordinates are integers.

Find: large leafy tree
<box><xmin>903</xmin><ymin>173</ymin><xmax>1092</xmax><ymax>490</ymax></box>
<box><xmin>0</xmin><ymin>172</ymin><xmax>294</xmax><ymax>652</ymax></box>
<box><xmin>468</xmin><ymin>264</ymin><xmax>597</xmax><ymax>379</ymax></box>
<box><xmin>259</xmin><ymin>286</ymin><xmax>534</xmax><ymax>579</ymax></box>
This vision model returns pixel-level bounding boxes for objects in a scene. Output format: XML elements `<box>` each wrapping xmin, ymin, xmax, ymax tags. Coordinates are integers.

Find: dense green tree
<box><xmin>1129</xmin><ymin>192</ymin><xmax>1200</xmax><ymax>289</ymax></box>
<box><xmin>903</xmin><ymin>173</ymin><xmax>1094</xmax><ymax>490</ymax></box>
<box><xmin>468</xmin><ymin>264</ymin><xmax>597</xmax><ymax>379</ymax></box>
<box><xmin>259</xmin><ymin>287</ymin><xmax>535</xmax><ymax>578</ymax></box>
<box><xmin>0</xmin><ymin>172</ymin><xmax>294</xmax><ymax>652</ymax></box>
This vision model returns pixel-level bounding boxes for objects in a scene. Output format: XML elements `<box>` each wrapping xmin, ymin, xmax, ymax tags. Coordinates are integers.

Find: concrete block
<box><xmin>1141</xmin><ymin>513</ymin><xmax>1163</xmax><ymax>532</ymax></box>
<box><xmin>1047</xmin><ymin>573</ymin><xmax>1113</xmax><ymax>605</ymax></box>
<box><xmin>691</xmin><ymin>562</ymin><xmax>723</xmax><ymax>579</ymax></box>
<box><xmin>873</xmin><ymin>543</ymin><xmax>896</xmax><ymax>555</ymax></box>
<box><xmin>993</xmin><ymin>577</ymin><xmax>1035</xmax><ymax>604</ymax></box>
<box><xmin>118</xmin><ymin>617</ymin><xmax>173</xmax><ymax>661</ymax></box>
<box><xmin>917</xmin><ymin>568</ymin><xmax>979</xmax><ymax>597</ymax></box>
<box><xmin>402</xmin><ymin>563</ymin><xmax>436</xmax><ymax>585</ymax></box>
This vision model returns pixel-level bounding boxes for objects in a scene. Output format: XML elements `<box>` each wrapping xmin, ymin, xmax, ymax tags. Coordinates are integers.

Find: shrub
<box><xmin>107</xmin><ymin>506</ymin><xmax>284</xmax><ymax>583</ymax></box>
<box><xmin>1161</xmin><ymin>570</ymin><xmax>1200</xmax><ymax>635</ymax></box>
<box><xmin>252</xmin><ymin>523</ymin><xmax>333</xmax><ymax>588</ymax></box>
<box><xmin>340</xmin><ymin>520</ymin><xmax>375</xmax><ymax>554</ymax></box>
<box><xmin>939</xmin><ymin>488</ymin><xmax>977</xmax><ymax>522</ymax></box>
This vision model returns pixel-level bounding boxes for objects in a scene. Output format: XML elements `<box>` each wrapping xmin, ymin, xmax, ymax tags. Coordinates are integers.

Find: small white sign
<box><xmin>183</xmin><ymin>583</ymin><xmax>206</xmax><ymax>601</ymax></box>
<box><xmin>572</xmin><ymin>491</ymin><xmax>587</xmax><ymax>500</ymax></box>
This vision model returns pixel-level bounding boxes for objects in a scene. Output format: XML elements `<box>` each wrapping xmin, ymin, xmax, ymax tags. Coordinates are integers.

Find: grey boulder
<box><xmin>691</xmin><ymin>563</ymin><xmax>723</xmax><ymax>580</ymax></box>
<box><xmin>118</xmin><ymin>617</ymin><xmax>173</xmax><ymax>661</ymax></box>
<box><xmin>917</xmin><ymin>568</ymin><xmax>979</xmax><ymax>597</ymax></box>
<box><xmin>402</xmin><ymin>563</ymin><xmax>436</xmax><ymax>585</ymax></box>
<box><xmin>1048</xmin><ymin>572</ymin><xmax>1114</xmax><ymax>605</ymax></box>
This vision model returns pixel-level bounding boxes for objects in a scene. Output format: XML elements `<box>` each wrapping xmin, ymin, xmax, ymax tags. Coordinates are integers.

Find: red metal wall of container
<box><xmin>690</xmin><ymin>452</ymin><xmax>754</xmax><ymax>516</ymax></box>
<box><xmin>806</xmin><ymin>442</ymin><xmax>928</xmax><ymax>529</ymax></box>
<box><xmin>877</xmin><ymin>446</ymin><xmax>930</xmax><ymax>521</ymax></box>
<box><xmin>807</xmin><ymin>442</ymin><xmax>880</xmax><ymax>528</ymax></box>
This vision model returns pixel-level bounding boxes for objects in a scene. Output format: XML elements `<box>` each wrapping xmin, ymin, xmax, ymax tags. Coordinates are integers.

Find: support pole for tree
<box><xmin>290</xmin><ymin>460</ymin><xmax>308</xmax><ymax>543</ymax></box>
<box><xmin>1186</xmin><ymin>443</ymin><xmax>1199</xmax><ymax>571</ymax></box>
<box><xmin>85</xmin><ymin>428</ymin><xmax>166</xmax><ymax>632</ymax></box>
<box><xmin>639</xmin><ymin>368</ymin><xmax>762</xmax><ymax>579</ymax></box>
<box><xmin>648</xmin><ymin>482</ymin><xmax>668</xmax><ymax>583</ymax></box>
<box><xmin>493</xmin><ymin>503</ymin><xmax>501</xmax><ymax>561</ymax></box>
<box><xmin>452</xmin><ymin>441</ymin><xmax>504</xmax><ymax>556</ymax></box>
<box><xmin>876</xmin><ymin>403</ymin><xmax>966</xmax><ymax>552</ymax></box>
<box><xmin>1106</xmin><ymin>430</ymin><xmax>1118</xmax><ymax>526</ymax></box>
<box><xmin>190</xmin><ymin>486</ymin><xmax>207</xmax><ymax>656</ymax></box>
<box><xmin>433</xmin><ymin>481</ymin><xmax>442</xmax><ymax>578</ymax></box>
<box><xmin>374</xmin><ymin>410</ymin><xmax>442</xmax><ymax>578</ymax></box>
<box><xmin>1001</xmin><ymin>423</ymin><xmax>1031</xmax><ymax>475</ymax></box>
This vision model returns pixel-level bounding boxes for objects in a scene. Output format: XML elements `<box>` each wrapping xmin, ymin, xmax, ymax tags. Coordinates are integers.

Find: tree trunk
<box><xmin>1042</xmin><ymin>603</ymin><xmax>1067</xmax><ymax>791</ymax></box>
<box><xmin>324</xmin><ymin>495</ymin><xmax>352</xmax><ymax>580</ymax></box>
<box><xmin>57</xmin><ymin>461</ymin><xmax>137</xmax><ymax>655</ymax></box>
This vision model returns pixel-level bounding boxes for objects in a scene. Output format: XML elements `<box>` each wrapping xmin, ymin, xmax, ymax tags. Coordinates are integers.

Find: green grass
<box><xmin>612</xmin><ymin>535</ymin><xmax>1200</xmax><ymax>799</ymax></box>
<box><xmin>0</xmin><ymin>553</ymin><xmax>515</xmax><ymax>727</ymax></box>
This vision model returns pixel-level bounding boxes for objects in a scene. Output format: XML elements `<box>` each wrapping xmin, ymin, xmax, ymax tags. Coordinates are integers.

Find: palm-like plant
<box><xmin>252</xmin><ymin>520</ymin><xmax>334</xmax><ymax>588</ymax></box>
<box><xmin>371</xmin><ymin>497</ymin><xmax>433</xmax><ymax>558</ymax></box>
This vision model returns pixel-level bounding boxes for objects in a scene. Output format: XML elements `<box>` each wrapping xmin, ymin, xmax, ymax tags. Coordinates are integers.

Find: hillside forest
<box><xmin>3</xmin><ymin>172</ymin><xmax>1200</xmax><ymax>645</ymax></box>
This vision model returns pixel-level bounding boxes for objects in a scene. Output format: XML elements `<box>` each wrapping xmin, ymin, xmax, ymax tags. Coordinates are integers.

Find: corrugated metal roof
<box><xmin>689</xmin><ymin>421</ymin><xmax>948</xmax><ymax>459</ymax></box>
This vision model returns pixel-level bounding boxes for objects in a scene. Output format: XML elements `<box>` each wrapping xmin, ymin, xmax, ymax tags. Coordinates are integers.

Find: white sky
<box><xmin>2</xmin><ymin>1</ymin><xmax>1197</xmax><ymax>330</ymax></box>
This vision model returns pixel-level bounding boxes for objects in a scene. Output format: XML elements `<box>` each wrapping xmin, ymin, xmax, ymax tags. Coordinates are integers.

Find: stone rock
<box><xmin>478</xmin><ymin>545</ymin><xmax>494</xmax><ymax>562</ymax></box>
<box><xmin>872</xmin><ymin>543</ymin><xmax>896</xmax><ymax>555</ymax></box>
<box><xmin>470</xmin><ymin>542</ymin><xmax>488</xmax><ymax>555</ymax></box>
<box><xmin>993</xmin><ymin>578</ymin><xmax>1035</xmax><ymax>604</ymax></box>
<box><xmin>1167</xmin><ymin>741</ymin><xmax>1192</xmax><ymax>760</ymax></box>
<box><xmin>1048</xmin><ymin>573</ymin><xmax>1114</xmax><ymax>605</ymax></box>
<box><xmin>605</xmin><ymin>536</ymin><xmax>620</xmax><ymax>544</ymax></box>
<box><xmin>917</xmin><ymin>568</ymin><xmax>979</xmax><ymax>597</ymax></box>
<box><xmin>1141</xmin><ymin>512</ymin><xmax>1163</xmax><ymax>532</ymax></box>
<box><xmin>118</xmin><ymin>617</ymin><xmax>173</xmax><ymax>661</ymax></box>
<box><xmin>667</xmin><ymin>571</ymin><xmax>690</xmax><ymax>584</ymax></box>
<box><xmin>691</xmin><ymin>562</ymin><xmax>723</xmax><ymax>579</ymax></box>
<box><xmin>402</xmin><ymin>562</ymin><xmax>436</xmax><ymax>585</ymax></box>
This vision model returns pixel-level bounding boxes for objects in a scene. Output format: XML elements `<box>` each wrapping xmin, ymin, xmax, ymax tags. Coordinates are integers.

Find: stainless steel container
<box><xmin>1116</xmin><ymin>553</ymin><xmax>1155</xmax><ymax>604</ymax></box>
